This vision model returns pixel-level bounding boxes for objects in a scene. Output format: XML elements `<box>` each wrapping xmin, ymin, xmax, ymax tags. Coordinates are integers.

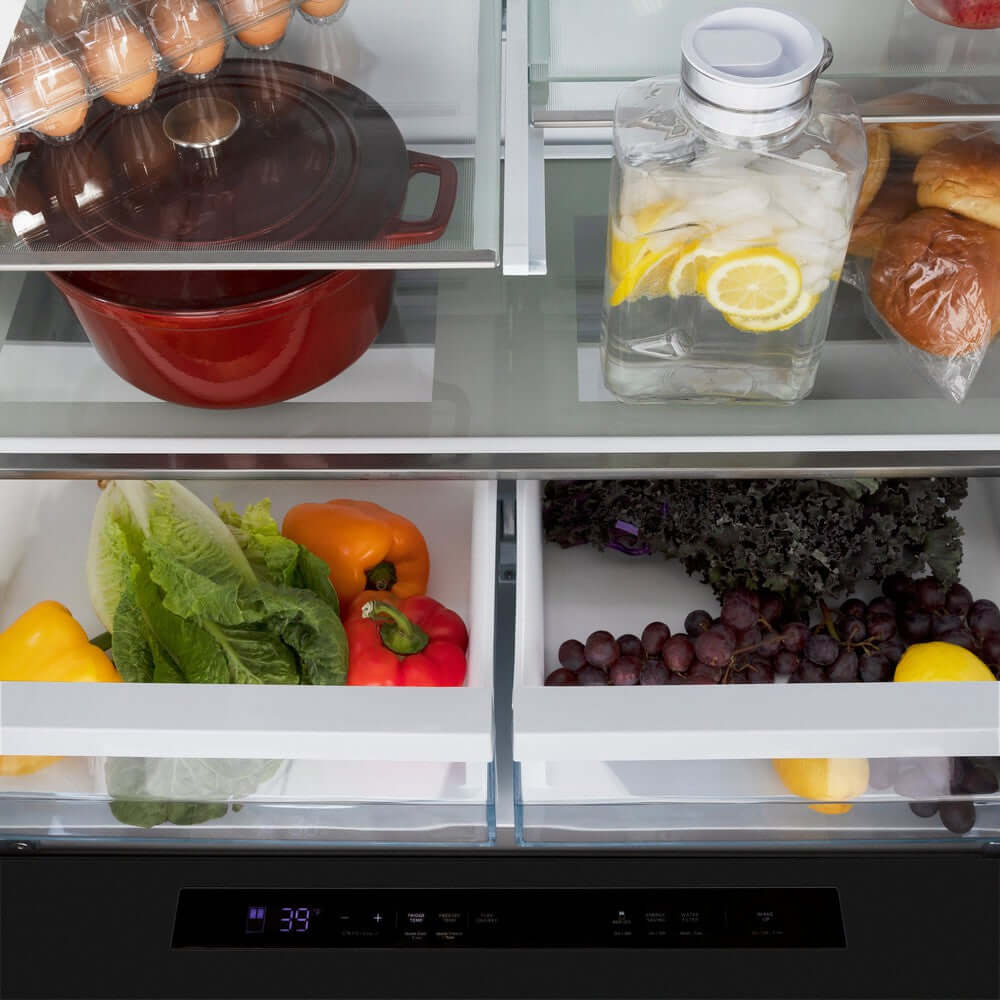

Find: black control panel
<box><xmin>173</xmin><ymin>887</ymin><xmax>845</xmax><ymax>949</ymax></box>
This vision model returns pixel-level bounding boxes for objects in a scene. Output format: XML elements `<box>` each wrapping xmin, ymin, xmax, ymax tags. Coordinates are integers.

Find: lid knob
<box><xmin>680</xmin><ymin>6</ymin><xmax>831</xmax><ymax>116</ymax></box>
<box><xmin>163</xmin><ymin>95</ymin><xmax>240</xmax><ymax>155</ymax></box>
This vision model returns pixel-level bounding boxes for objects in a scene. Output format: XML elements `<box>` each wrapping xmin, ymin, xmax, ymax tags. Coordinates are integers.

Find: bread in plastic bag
<box><xmin>845</xmin><ymin>89</ymin><xmax>1000</xmax><ymax>402</ymax></box>
<box><xmin>867</xmin><ymin>208</ymin><xmax>1000</xmax><ymax>401</ymax></box>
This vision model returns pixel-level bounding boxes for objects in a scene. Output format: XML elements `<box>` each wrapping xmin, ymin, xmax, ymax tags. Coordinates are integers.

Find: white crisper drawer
<box><xmin>0</xmin><ymin>479</ymin><xmax>496</xmax><ymax>845</ymax></box>
<box><xmin>514</xmin><ymin>478</ymin><xmax>1000</xmax><ymax>765</ymax></box>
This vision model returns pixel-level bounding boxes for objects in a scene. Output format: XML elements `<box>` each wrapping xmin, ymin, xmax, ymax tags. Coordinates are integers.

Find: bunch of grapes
<box><xmin>870</xmin><ymin>756</ymin><xmax>999</xmax><ymax>835</ymax></box>
<box><xmin>544</xmin><ymin>576</ymin><xmax>1000</xmax><ymax>688</ymax></box>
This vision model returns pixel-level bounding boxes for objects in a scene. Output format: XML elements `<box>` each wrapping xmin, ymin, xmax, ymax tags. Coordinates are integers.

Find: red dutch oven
<box><xmin>7</xmin><ymin>61</ymin><xmax>457</xmax><ymax>408</ymax></box>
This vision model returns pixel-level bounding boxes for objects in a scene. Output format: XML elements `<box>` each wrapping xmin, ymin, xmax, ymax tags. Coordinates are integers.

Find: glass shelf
<box><xmin>0</xmin><ymin>0</ymin><xmax>501</xmax><ymax>270</ymax></box>
<box><xmin>529</xmin><ymin>0</ymin><xmax>1000</xmax><ymax>137</ymax></box>
<box><xmin>1</xmin><ymin>159</ymin><xmax>1000</xmax><ymax>475</ymax></box>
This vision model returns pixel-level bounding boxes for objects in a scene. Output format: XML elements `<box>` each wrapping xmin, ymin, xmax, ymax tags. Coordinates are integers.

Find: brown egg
<box><xmin>44</xmin><ymin>0</ymin><xmax>90</xmax><ymax>38</ymax></box>
<box><xmin>6</xmin><ymin>44</ymin><xmax>89</xmax><ymax>139</ymax></box>
<box><xmin>78</xmin><ymin>15</ymin><xmax>159</xmax><ymax>108</ymax></box>
<box><xmin>0</xmin><ymin>94</ymin><xmax>19</xmax><ymax>167</ymax></box>
<box><xmin>299</xmin><ymin>0</ymin><xmax>347</xmax><ymax>18</ymax></box>
<box><xmin>219</xmin><ymin>0</ymin><xmax>292</xmax><ymax>49</ymax></box>
<box><xmin>149</xmin><ymin>0</ymin><xmax>226</xmax><ymax>77</ymax></box>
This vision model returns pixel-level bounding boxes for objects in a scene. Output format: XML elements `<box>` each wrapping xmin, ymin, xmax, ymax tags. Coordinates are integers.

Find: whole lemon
<box><xmin>772</xmin><ymin>758</ymin><xmax>870</xmax><ymax>815</ymax></box>
<box><xmin>894</xmin><ymin>642</ymin><xmax>996</xmax><ymax>683</ymax></box>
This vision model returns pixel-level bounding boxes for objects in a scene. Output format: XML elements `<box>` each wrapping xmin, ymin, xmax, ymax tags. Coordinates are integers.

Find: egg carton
<box><xmin>0</xmin><ymin>0</ymin><xmax>350</xmax><ymax>158</ymax></box>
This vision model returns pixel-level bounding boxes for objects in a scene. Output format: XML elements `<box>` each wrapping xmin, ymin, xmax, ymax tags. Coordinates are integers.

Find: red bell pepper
<box><xmin>346</xmin><ymin>595</ymin><xmax>469</xmax><ymax>687</ymax></box>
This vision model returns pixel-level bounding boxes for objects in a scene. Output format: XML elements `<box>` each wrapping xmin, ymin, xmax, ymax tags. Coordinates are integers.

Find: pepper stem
<box><xmin>365</xmin><ymin>560</ymin><xmax>398</xmax><ymax>592</ymax></box>
<box><xmin>362</xmin><ymin>600</ymin><xmax>429</xmax><ymax>656</ymax></box>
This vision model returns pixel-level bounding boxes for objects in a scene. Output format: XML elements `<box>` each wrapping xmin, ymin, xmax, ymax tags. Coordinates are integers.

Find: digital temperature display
<box><xmin>245</xmin><ymin>906</ymin><xmax>316</xmax><ymax>935</ymax></box>
<box><xmin>173</xmin><ymin>887</ymin><xmax>846</xmax><ymax>949</ymax></box>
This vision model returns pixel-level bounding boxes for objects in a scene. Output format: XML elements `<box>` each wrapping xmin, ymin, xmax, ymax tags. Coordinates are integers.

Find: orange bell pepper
<box><xmin>282</xmin><ymin>500</ymin><xmax>430</xmax><ymax>608</ymax></box>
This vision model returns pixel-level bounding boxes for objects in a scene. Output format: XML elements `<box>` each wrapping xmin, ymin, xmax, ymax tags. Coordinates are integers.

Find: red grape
<box><xmin>837</xmin><ymin>616</ymin><xmax>867</xmax><ymax>644</ymax></box>
<box><xmin>915</xmin><ymin>577</ymin><xmax>946</xmax><ymax>612</ymax></box>
<box><xmin>737</xmin><ymin>625</ymin><xmax>762</xmax><ymax>650</ymax></box>
<box><xmin>545</xmin><ymin>667</ymin><xmax>579</xmax><ymax>686</ymax></box>
<box><xmin>883</xmin><ymin>572</ymin><xmax>915</xmax><ymax>602</ymax></box>
<box><xmin>576</xmin><ymin>664</ymin><xmax>609</xmax><ymax>686</ymax></box>
<box><xmin>617</xmin><ymin>634</ymin><xmax>643</xmax><ymax>659</ymax></box>
<box><xmin>721</xmin><ymin>592</ymin><xmax>757</xmax><ymax>631</ymax></box>
<box><xmin>880</xmin><ymin>639</ymin><xmax>906</xmax><ymax>667</ymax></box>
<box><xmin>757</xmin><ymin>631</ymin><xmax>783</xmax><ymax>658</ymax></box>
<box><xmin>908</xmin><ymin>801</ymin><xmax>939</xmax><ymax>819</ymax></box>
<box><xmin>799</xmin><ymin>661</ymin><xmax>829</xmax><ymax>683</ymax></box>
<box><xmin>867</xmin><ymin>596</ymin><xmax>896</xmax><ymax>617</ymax></box>
<box><xmin>609</xmin><ymin>656</ymin><xmax>642</xmax><ymax>686</ymax></box>
<box><xmin>684</xmin><ymin>610</ymin><xmax>713</xmax><ymax>637</ymax></box>
<box><xmin>866</xmin><ymin>612</ymin><xmax>897</xmax><ymax>643</ymax></box>
<box><xmin>759</xmin><ymin>592</ymin><xmax>784</xmax><ymax>625</ymax></box>
<box><xmin>694</xmin><ymin>627</ymin><xmax>736</xmax><ymax>668</ymax></box>
<box><xmin>640</xmin><ymin>621</ymin><xmax>671</xmax><ymax>657</ymax></box>
<box><xmin>840</xmin><ymin>598</ymin><xmax>866</xmax><ymax>619</ymax></box>
<box><xmin>714</xmin><ymin>622</ymin><xmax>738</xmax><ymax>645</ymax></box>
<box><xmin>640</xmin><ymin>660</ymin><xmax>669</xmax><ymax>686</ymax></box>
<box><xmin>968</xmin><ymin>601</ymin><xmax>1000</xmax><ymax>640</ymax></box>
<box><xmin>981</xmin><ymin>634</ymin><xmax>1000</xmax><ymax>666</ymax></box>
<box><xmin>932</xmin><ymin>613</ymin><xmax>963</xmax><ymax>638</ymax></box>
<box><xmin>747</xmin><ymin>656</ymin><xmax>774</xmax><ymax>684</ymax></box>
<box><xmin>806</xmin><ymin>634</ymin><xmax>839</xmax><ymax>667</ymax></box>
<box><xmin>938</xmin><ymin>629</ymin><xmax>977</xmax><ymax>651</ymax></box>
<box><xmin>780</xmin><ymin>622</ymin><xmax>809</xmax><ymax>653</ymax></box>
<box><xmin>939</xmin><ymin>801</ymin><xmax>975</xmax><ymax>835</ymax></box>
<box><xmin>945</xmin><ymin>583</ymin><xmax>973</xmax><ymax>617</ymax></box>
<box><xmin>900</xmin><ymin>609</ymin><xmax>932</xmax><ymax>642</ymax></box>
<box><xmin>584</xmin><ymin>631</ymin><xmax>619</xmax><ymax>668</ymax></box>
<box><xmin>829</xmin><ymin>649</ymin><xmax>859</xmax><ymax>683</ymax></box>
<box><xmin>688</xmin><ymin>662</ymin><xmax>723</xmax><ymax>685</ymax></box>
<box><xmin>859</xmin><ymin>652</ymin><xmax>891</xmax><ymax>683</ymax></box>
<box><xmin>774</xmin><ymin>650</ymin><xmax>800</xmax><ymax>676</ymax></box>
<box><xmin>960</xmin><ymin>765</ymin><xmax>999</xmax><ymax>795</ymax></box>
<box><xmin>662</xmin><ymin>634</ymin><xmax>695</xmax><ymax>673</ymax></box>
<box><xmin>558</xmin><ymin>639</ymin><xmax>586</xmax><ymax>671</ymax></box>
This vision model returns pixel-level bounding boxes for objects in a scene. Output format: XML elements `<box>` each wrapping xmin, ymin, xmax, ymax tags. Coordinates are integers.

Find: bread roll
<box><xmin>915</xmin><ymin>138</ymin><xmax>1000</xmax><ymax>230</ymax></box>
<box><xmin>855</xmin><ymin>126</ymin><xmax>890</xmax><ymax>221</ymax></box>
<box><xmin>849</xmin><ymin>176</ymin><xmax>918</xmax><ymax>259</ymax></box>
<box><xmin>870</xmin><ymin>208</ymin><xmax>1000</xmax><ymax>357</ymax></box>
<box><xmin>862</xmin><ymin>93</ymin><xmax>959</xmax><ymax>158</ymax></box>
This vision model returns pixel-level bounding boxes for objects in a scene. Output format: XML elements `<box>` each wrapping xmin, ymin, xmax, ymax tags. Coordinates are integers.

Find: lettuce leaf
<box><xmin>89</xmin><ymin>481</ymin><xmax>348</xmax><ymax>688</ymax></box>
<box><xmin>105</xmin><ymin>757</ymin><xmax>282</xmax><ymax>829</ymax></box>
<box><xmin>216</xmin><ymin>499</ymin><xmax>340</xmax><ymax>615</ymax></box>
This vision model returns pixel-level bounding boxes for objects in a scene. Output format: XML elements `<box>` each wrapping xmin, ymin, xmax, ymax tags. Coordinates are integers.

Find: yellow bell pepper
<box><xmin>0</xmin><ymin>601</ymin><xmax>121</xmax><ymax>683</ymax></box>
<box><xmin>0</xmin><ymin>601</ymin><xmax>121</xmax><ymax>778</ymax></box>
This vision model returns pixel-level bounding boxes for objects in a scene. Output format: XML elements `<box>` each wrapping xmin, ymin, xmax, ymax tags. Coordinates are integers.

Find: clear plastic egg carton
<box><xmin>0</xmin><ymin>0</ymin><xmax>350</xmax><ymax>160</ymax></box>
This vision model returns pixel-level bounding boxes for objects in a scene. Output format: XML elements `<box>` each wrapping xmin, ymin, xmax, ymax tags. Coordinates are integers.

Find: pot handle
<box><xmin>382</xmin><ymin>151</ymin><xmax>459</xmax><ymax>248</ymax></box>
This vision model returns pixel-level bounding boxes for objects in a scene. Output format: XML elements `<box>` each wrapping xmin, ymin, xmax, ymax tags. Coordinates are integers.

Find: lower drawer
<box><xmin>513</xmin><ymin>479</ymin><xmax>1000</xmax><ymax>846</ymax></box>
<box><xmin>0</xmin><ymin>478</ymin><xmax>496</xmax><ymax>847</ymax></box>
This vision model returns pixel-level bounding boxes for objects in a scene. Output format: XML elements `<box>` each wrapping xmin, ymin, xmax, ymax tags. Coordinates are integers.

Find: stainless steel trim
<box><xmin>0</xmin><ymin>452</ymin><xmax>997</xmax><ymax>478</ymax></box>
<box><xmin>531</xmin><ymin>105</ymin><xmax>1000</xmax><ymax>129</ymax></box>
<box><xmin>0</xmin><ymin>250</ymin><xmax>499</xmax><ymax>272</ymax></box>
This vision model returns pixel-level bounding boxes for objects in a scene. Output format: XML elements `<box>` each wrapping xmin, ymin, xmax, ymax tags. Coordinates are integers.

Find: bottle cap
<box><xmin>681</xmin><ymin>6</ymin><xmax>831</xmax><ymax>115</ymax></box>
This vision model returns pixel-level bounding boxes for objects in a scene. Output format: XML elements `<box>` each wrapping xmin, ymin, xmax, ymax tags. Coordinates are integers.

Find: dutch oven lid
<box><xmin>23</xmin><ymin>59</ymin><xmax>412</xmax><ymax>250</ymax></box>
<box><xmin>11</xmin><ymin>59</ymin><xmax>457</xmax><ymax>309</ymax></box>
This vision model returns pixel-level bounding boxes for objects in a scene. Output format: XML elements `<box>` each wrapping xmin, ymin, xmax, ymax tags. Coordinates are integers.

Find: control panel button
<box><xmin>609</xmin><ymin>908</ymin><xmax>636</xmax><ymax>941</ymax></box>
<box><xmin>668</xmin><ymin>902</ymin><xmax>723</xmax><ymax>941</ymax></box>
<box><xmin>400</xmin><ymin>910</ymin><xmax>430</xmax><ymax>945</ymax></box>
<box><xmin>432</xmin><ymin>910</ymin><xmax>468</xmax><ymax>944</ymax></box>
<box><xmin>643</xmin><ymin>909</ymin><xmax>669</xmax><ymax>940</ymax></box>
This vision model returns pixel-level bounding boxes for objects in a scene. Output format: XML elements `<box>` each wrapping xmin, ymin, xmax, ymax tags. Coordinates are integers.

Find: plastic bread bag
<box><xmin>843</xmin><ymin>87</ymin><xmax>1000</xmax><ymax>401</ymax></box>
